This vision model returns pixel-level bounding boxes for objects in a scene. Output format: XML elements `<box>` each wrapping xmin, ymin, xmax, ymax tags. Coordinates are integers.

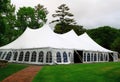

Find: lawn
<box><xmin>0</xmin><ymin>63</ymin><xmax>28</xmax><ymax>81</ymax></box>
<box><xmin>33</xmin><ymin>62</ymin><xmax>120</xmax><ymax>82</ymax></box>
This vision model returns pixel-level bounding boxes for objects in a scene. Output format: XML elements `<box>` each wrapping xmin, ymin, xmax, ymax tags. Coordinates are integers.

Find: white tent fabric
<box><xmin>0</xmin><ymin>24</ymin><xmax>113</xmax><ymax>52</ymax></box>
<box><xmin>0</xmin><ymin>25</ymin><xmax>73</xmax><ymax>49</ymax></box>
<box><xmin>56</xmin><ymin>30</ymin><xmax>113</xmax><ymax>52</ymax></box>
<box><xmin>78</xmin><ymin>33</ymin><xmax>113</xmax><ymax>52</ymax></box>
<box><xmin>56</xmin><ymin>30</ymin><xmax>85</xmax><ymax>50</ymax></box>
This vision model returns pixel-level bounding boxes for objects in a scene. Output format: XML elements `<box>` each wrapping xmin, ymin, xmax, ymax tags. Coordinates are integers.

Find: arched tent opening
<box><xmin>18</xmin><ymin>51</ymin><xmax>24</xmax><ymax>61</ymax></box>
<box><xmin>5</xmin><ymin>52</ymin><xmax>12</xmax><ymax>61</ymax></box>
<box><xmin>63</xmin><ymin>52</ymin><xmax>68</xmax><ymax>62</ymax></box>
<box><xmin>38</xmin><ymin>51</ymin><xmax>44</xmax><ymax>63</ymax></box>
<box><xmin>24</xmin><ymin>51</ymin><xmax>30</xmax><ymax>62</ymax></box>
<box><xmin>1</xmin><ymin>52</ymin><xmax>7</xmax><ymax>59</ymax></box>
<box><xmin>31</xmin><ymin>51</ymin><xmax>37</xmax><ymax>62</ymax></box>
<box><xmin>13</xmin><ymin>52</ymin><xmax>18</xmax><ymax>61</ymax></box>
<box><xmin>56</xmin><ymin>52</ymin><xmax>62</xmax><ymax>63</ymax></box>
<box><xmin>87</xmin><ymin>53</ymin><xmax>90</xmax><ymax>62</ymax></box>
<box><xmin>46</xmin><ymin>51</ymin><xmax>52</xmax><ymax>63</ymax></box>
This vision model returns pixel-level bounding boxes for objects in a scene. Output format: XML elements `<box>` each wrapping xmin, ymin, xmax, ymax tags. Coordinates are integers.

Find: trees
<box><xmin>50</xmin><ymin>4</ymin><xmax>86</xmax><ymax>34</ymax></box>
<box><xmin>50</xmin><ymin>4</ymin><xmax>76</xmax><ymax>25</ymax></box>
<box><xmin>0</xmin><ymin>0</ymin><xmax>17</xmax><ymax>46</ymax></box>
<box><xmin>0</xmin><ymin>1</ymin><xmax>48</xmax><ymax>46</ymax></box>
<box><xmin>111</xmin><ymin>37</ymin><xmax>120</xmax><ymax>53</ymax></box>
<box><xmin>0</xmin><ymin>0</ymin><xmax>10</xmax><ymax>35</ymax></box>
<box><xmin>34</xmin><ymin>4</ymin><xmax>48</xmax><ymax>28</ymax></box>
<box><xmin>87</xmin><ymin>26</ymin><xmax>119</xmax><ymax>50</ymax></box>
<box><xmin>87</xmin><ymin>26</ymin><xmax>120</xmax><ymax>53</ymax></box>
<box><xmin>16</xmin><ymin>7</ymin><xmax>35</xmax><ymax>31</ymax></box>
<box><xmin>72</xmin><ymin>25</ymin><xmax>86</xmax><ymax>35</ymax></box>
<box><xmin>0</xmin><ymin>2</ymin><xmax>48</xmax><ymax>47</ymax></box>
<box><xmin>16</xmin><ymin>4</ymin><xmax>48</xmax><ymax>31</ymax></box>
<box><xmin>50</xmin><ymin>4</ymin><xmax>75</xmax><ymax>34</ymax></box>
<box><xmin>111</xmin><ymin>30</ymin><xmax>120</xmax><ymax>53</ymax></box>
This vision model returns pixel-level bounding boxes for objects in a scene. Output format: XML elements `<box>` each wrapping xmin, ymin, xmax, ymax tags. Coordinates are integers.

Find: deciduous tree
<box><xmin>0</xmin><ymin>0</ymin><xmax>17</xmax><ymax>46</ymax></box>
<box><xmin>87</xmin><ymin>26</ymin><xmax>119</xmax><ymax>49</ymax></box>
<box><xmin>16</xmin><ymin>4</ymin><xmax>48</xmax><ymax>31</ymax></box>
<box><xmin>111</xmin><ymin>37</ymin><xmax>120</xmax><ymax>53</ymax></box>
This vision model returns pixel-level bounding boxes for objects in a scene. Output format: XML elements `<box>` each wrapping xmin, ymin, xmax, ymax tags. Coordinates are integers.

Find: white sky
<box><xmin>11</xmin><ymin>0</ymin><xmax>120</xmax><ymax>29</ymax></box>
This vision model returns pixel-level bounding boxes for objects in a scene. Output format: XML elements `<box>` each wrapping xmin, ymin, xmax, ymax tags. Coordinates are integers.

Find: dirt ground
<box><xmin>2</xmin><ymin>66</ymin><xmax>42</xmax><ymax>82</ymax></box>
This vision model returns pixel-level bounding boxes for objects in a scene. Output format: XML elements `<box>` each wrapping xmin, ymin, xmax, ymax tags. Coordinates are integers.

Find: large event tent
<box><xmin>0</xmin><ymin>25</ymin><xmax>118</xmax><ymax>65</ymax></box>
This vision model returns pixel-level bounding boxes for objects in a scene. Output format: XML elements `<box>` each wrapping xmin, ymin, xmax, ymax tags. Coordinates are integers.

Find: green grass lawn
<box><xmin>33</xmin><ymin>62</ymin><xmax>120</xmax><ymax>82</ymax></box>
<box><xmin>0</xmin><ymin>63</ymin><xmax>28</xmax><ymax>81</ymax></box>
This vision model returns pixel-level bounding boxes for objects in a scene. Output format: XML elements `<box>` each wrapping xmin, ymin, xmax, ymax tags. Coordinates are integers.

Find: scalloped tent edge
<box><xmin>0</xmin><ymin>24</ymin><xmax>118</xmax><ymax>65</ymax></box>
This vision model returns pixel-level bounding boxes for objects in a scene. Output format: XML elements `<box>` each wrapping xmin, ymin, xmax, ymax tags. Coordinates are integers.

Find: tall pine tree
<box><xmin>50</xmin><ymin>4</ymin><xmax>86</xmax><ymax>35</ymax></box>
<box><xmin>50</xmin><ymin>4</ymin><xmax>76</xmax><ymax>34</ymax></box>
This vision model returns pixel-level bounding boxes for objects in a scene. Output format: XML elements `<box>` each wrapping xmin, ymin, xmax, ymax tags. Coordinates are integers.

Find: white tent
<box><xmin>0</xmin><ymin>25</ymin><xmax>118</xmax><ymax>65</ymax></box>
<box><xmin>0</xmin><ymin>25</ymin><xmax>115</xmax><ymax>52</ymax></box>
<box><xmin>55</xmin><ymin>30</ymin><xmax>118</xmax><ymax>63</ymax></box>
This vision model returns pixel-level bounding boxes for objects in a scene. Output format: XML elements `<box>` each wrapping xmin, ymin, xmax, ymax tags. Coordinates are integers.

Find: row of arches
<box><xmin>56</xmin><ymin>52</ymin><xmax>72</xmax><ymax>63</ymax></box>
<box><xmin>83</xmin><ymin>52</ymin><xmax>109</xmax><ymax>62</ymax></box>
<box><xmin>0</xmin><ymin>51</ymin><xmax>72</xmax><ymax>64</ymax></box>
<box><xmin>0</xmin><ymin>50</ymin><xmax>117</xmax><ymax>64</ymax></box>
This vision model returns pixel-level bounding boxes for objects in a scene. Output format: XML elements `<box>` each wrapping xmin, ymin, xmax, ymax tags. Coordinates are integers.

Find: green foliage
<box><xmin>54</xmin><ymin>23</ymin><xmax>72</xmax><ymax>34</ymax></box>
<box><xmin>0</xmin><ymin>15</ymin><xmax>6</xmax><ymax>35</ymax></box>
<box><xmin>51</xmin><ymin>4</ymin><xmax>86</xmax><ymax>34</ymax></box>
<box><xmin>51</xmin><ymin>4</ymin><xmax>76</xmax><ymax>25</ymax></box>
<box><xmin>17</xmin><ymin>7</ymin><xmax>35</xmax><ymax>31</ymax></box>
<box><xmin>72</xmin><ymin>25</ymin><xmax>86</xmax><ymax>35</ymax></box>
<box><xmin>0</xmin><ymin>2</ymin><xmax>48</xmax><ymax>47</ymax></box>
<box><xmin>33</xmin><ymin>62</ymin><xmax>120</xmax><ymax>82</ymax></box>
<box><xmin>0</xmin><ymin>0</ymin><xmax>10</xmax><ymax>13</ymax></box>
<box><xmin>111</xmin><ymin>37</ymin><xmax>120</xmax><ymax>53</ymax></box>
<box><xmin>54</xmin><ymin>23</ymin><xmax>86</xmax><ymax>35</ymax></box>
<box><xmin>50</xmin><ymin>4</ymin><xmax>76</xmax><ymax>34</ymax></box>
<box><xmin>35</xmin><ymin>4</ymin><xmax>48</xmax><ymax>25</ymax></box>
<box><xmin>0</xmin><ymin>0</ymin><xmax>18</xmax><ymax>46</ymax></box>
<box><xmin>87</xmin><ymin>26</ymin><xmax>119</xmax><ymax>49</ymax></box>
<box><xmin>16</xmin><ymin>4</ymin><xmax>48</xmax><ymax>30</ymax></box>
<box><xmin>0</xmin><ymin>63</ymin><xmax>28</xmax><ymax>81</ymax></box>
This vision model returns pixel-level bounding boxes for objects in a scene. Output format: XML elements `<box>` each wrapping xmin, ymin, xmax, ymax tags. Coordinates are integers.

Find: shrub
<box><xmin>0</xmin><ymin>60</ymin><xmax>8</xmax><ymax>68</ymax></box>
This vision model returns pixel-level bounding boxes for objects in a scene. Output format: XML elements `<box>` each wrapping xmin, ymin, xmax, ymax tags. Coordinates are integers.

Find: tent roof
<box><xmin>56</xmin><ymin>30</ymin><xmax>85</xmax><ymax>50</ymax></box>
<box><xmin>56</xmin><ymin>30</ymin><xmax>113</xmax><ymax>52</ymax></box>
<box><xmin>78</xmin><ymin>33</ymin><xmax>113</xmax><ymax>52</ymax></box>
<box><xmin>0</xmin><ymin>25</ymin><xmax>114</xmax><ymax>52</ymax></box>
<box><xmin>0</xmin><ymin>25</ymin><xmax>73</xmax><ymax>49</ymax></box>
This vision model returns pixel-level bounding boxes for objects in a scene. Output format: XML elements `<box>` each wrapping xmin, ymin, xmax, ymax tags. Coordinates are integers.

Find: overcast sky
<box><xmin>11</xmin><ymin>0</ymin><xmax>120</xmax><ymax>29</ymax></box>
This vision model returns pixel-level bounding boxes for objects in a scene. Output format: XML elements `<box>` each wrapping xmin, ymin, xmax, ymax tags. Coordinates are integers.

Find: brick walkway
<box><xmin>2</xmin><ymin>66</ymin><xmax>42</xmax><ymax>82</ymax></box>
